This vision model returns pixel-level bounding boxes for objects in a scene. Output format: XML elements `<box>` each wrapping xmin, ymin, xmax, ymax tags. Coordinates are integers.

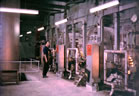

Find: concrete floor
<box><xmin>0</xmin><ymin>71</ymin><xmax>109</xmax><ymax>96</ymax></box>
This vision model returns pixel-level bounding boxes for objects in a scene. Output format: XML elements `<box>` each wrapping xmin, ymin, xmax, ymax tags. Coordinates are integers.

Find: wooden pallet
<box><xmin>0</xmin><ymin>70</ymin><xmax>19</xmax><ymax>85</ymax></box>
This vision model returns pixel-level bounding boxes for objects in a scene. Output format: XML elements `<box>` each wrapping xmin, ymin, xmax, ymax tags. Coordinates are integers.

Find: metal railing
<box><xmin>0</xmin><ymin>60</ymin><xmax>40</xmax><ymax>73</ymax></box>
<box><xmin>104</xmin><ymin>50</ymin><xmax>136</xmax><ymax>96</ymax></box>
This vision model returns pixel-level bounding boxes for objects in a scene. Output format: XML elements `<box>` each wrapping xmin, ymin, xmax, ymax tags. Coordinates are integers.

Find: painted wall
<box><xmin>19</xmin><ymin>32</ymin><xmax>36</xmax><ymax>59</ymax></box>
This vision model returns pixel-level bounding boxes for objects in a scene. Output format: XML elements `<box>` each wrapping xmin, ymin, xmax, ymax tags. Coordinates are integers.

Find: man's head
<box><xmin>45</xmin><ymin>41</ymin><xmax>50</xmax><ymax>47</ymax></box>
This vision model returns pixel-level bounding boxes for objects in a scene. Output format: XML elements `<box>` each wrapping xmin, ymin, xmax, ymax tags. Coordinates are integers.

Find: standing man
<box><xmin>43</xmin><ymin>41</ymin><xmax>51</xmax><ymax>78</ymax></box>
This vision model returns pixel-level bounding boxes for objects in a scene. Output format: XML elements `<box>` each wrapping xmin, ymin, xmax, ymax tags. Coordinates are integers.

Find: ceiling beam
<box><xmin>21</xmin><ymin>2</ymin><xmax>68</xmax><ymax>10</ymax></box>
<box><xmin>39</xmin><ymin>8</ymin><xmax>63</xmax><ymax>12</ymax></box>
<box><xmin>45</xmin><ymin>4</ymin><xmax>67</xmax><ymax>9</ymax></box>
<box><xmin>21</xmin><ymin>4</ymin><xmax>65</xmax><ymax>14</ymax></box>
<box><xmin>50</xmin><ymin>0</ymin><xmax>70</xmax><ymax>2</ymax></box>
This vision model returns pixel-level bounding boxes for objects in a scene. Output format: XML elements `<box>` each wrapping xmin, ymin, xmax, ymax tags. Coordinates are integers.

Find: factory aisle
<box><xmin>0</xmin><ymin>72</ymin><xmax>108</xmax><ymax>96</ymax></box>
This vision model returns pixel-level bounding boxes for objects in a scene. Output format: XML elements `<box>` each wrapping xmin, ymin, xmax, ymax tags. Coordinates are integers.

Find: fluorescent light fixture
<box><xmin>55</xmin><ymin>18</ymin><xmax>67</xmax><ymax>26</ymax></box>
<box><xmin>27</xmin><ymin>31</ymin><xmax>32</xmax><ymax>34</ymax></box>
<box><xmin>90</xmin><ymin>0</ymin><xmax>119</xmax><ymax>13</ymax></box>
<box><xmin>37</xmin><ymin>27</ymin><xmax>45</xmax><ymax>31</ymax></box>
<box><xmin>19</xmin><ymin>35</ymin><xmax>23</xmax><ymax>37</ymax></box>
<box><xmin>0</xmin><ymin>7</ymin><xmax>38</xmax><ymax>15</ymax></box>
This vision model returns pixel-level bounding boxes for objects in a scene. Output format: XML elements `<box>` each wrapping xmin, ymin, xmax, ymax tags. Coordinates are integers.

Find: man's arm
<box><xmin>43</xmin><ymin>47</ymin><xmax>48</xmax><ymax>63</ymax></box>
<box><xmin>44</xmin><ymin>54</ymin><xmax>48</xmax><ymax>63</ymax></box>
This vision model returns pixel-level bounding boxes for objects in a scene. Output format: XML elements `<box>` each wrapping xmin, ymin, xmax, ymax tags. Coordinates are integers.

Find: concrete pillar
<box><xmin>72</xmin><ymin>24</ymin><xmax>75</xmax><ymax>48</ymax></box>
<box><xmin>83</xmin><ymin>22</ymin><xmax>87</xmax><ymax>57</ymax></box>
<box><xmin>114</xmin><ymin>13</ymin><xmax>120</xmax><ymax>63</ymax></box>
<box><xmin>0</xmin><ymin>0</ymin><xmax>20</xmax><ymax>70</ymax></box>
<box><xmin>114</xmin><ymin>13</ymin><xmax>120</xmax><ymax>50</ymax></box>
<box><xmin>55</xmin><ymin>27</ymin><xmax>59</xmax><ymax>45</ymax></box>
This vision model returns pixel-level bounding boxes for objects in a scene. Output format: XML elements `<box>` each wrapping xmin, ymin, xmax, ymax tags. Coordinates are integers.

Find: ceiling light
<box><xmin>0</xmin><ymin>7</ymin><xmax>39</xmax><ymax>15</ymax></box>
<box><xmin>19</xmin><ymin>35</ymin><xmax>23</xmax><ymax>37</ymax></box>
<box><xmin>27</xmin><ymin>31</ymin><xmax>32</xmax><ymax>34</ymax></box>
<box><xmin>90</xmin><ymin>0</ymin><xmax>119</xmax><ymax>13</ymax></box>
<box><xmin>37</xmin><ymin>27</ymin><xmax>45</xmax><ymax>31</ymax></box>
<box><xmin>55</xmin><ymin>18</ymin><xmax>67</xmax><ymax>26</ymax></box>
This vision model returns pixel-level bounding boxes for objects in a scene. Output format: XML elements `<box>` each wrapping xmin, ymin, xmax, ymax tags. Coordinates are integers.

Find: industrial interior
<box><xmin>0</xmin><ymin>0</ymin><xmax>139</xmax><ymax>96</ymax></box>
